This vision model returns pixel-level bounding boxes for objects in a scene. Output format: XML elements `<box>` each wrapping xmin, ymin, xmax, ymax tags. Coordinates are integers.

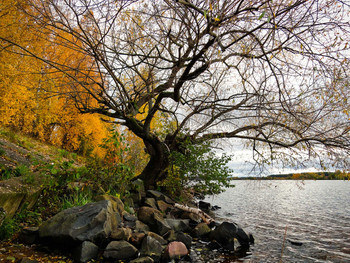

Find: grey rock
<box><xmin>73</xmin><ymin>241</ymin><xmax>99</xmax><ymax>263</ymax></box>
<box><xmin>153</xmin><ymin>213</ymin><xmax>171</xmax><ymax>235</ymax></box>
<box><xmin>146</xmin><ymin>190</ymin><xmax>163</xmax><ymax>199</ymax></box>
<box><xmin>180</xmin><ymin>212</ymin><xmax>202</xmax><ymax>224</ymax></box>
<box><xmin>157</xmin><ymin>200</ymin><xmax>172</xmax><ymax>213</ymax></box>
<box><xmin>140</xmin><ymin>236</ymin><xmax>164</xmax><ymax>261</ymax></box>
<box><xmin>135</xmin><ymin>220</ymin><xmax>150</xmax><ymax>233</ymax></box>
<box><xmin>210</xmin><ymin>221</ymin><xmax>250</xmax><ymax>251</ymax></box>
<box><xmin>132</xmin><ymin>179</ymin><xmax>146</xmax><ymax>195</ymax></box>
<box><xmin>110</xmin><ymin>227</ymin><xmax>132</xmax><ymax>241</ymax></box>
<box><xmin>39</xmin><ymin>200</ymin><xmax>118</xmax><ymax>246</ymax></box>
<box><xmin>198</xmin><ymin>201</ymin><xmax>211</xmax><ymax>211</ymax></box>
<box><xmin>18</xmin><ymin>227</ymin><xmax>39</xmax><ymax>244</ymax></box>
<box><xmin>103</xmin><ymin>240</ymin><xmax>138</xmax><ymax>260</ymax></box>
<box><xmin>148</xmin><ymin>231</ymin><xmax>168</xmax><ymax>245</ymax></box>
<box><xmin>138</xmin><ymin>206</ymin><xmax>163</xmax><ymax>226</ymax></box>
<box><xmin>147</xmin><ymin>190</ymin><xmax>175</xmax><ymax>205</ymax></box>
<box><xmin>130</xmin><ymin>232</ymin><xmax>146</xmax><ymax>247</ymax></box>
<box><xmin>124</xmin><ymin>219</ymin><xmax>136</xmax><ymax>228</ymax></box>
<box><xmin>165</xmin><ymin>219</ymin><xmax>190</xmax><ymax>232</ymax></box>
<box><xmin>144</xmin><ymin>198</ymin><xmax>158</xmax><ymax>210</ymax></box>
<box><xmin>123</xmin><ymin>211</ymin><xmax>137</xmax><ymax>222</ymax></box>
<box><xmin>95</xmin><ymin>195</ymin><xmax>124</xmax><ymax>216</ymax></box>
<box><xmin>192</xmin><ymin>222</ymin><xmax>211</xmax><ymax>238</ymax></box>
<box><xmin>130</xmin><ymin>192</ymin><xmax>142</xmax><ymax>205</ymax></box>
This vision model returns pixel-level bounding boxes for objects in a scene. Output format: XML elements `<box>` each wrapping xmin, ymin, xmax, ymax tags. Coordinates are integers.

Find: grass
<box><xmin>60</xmin><ymin>190</ymin><xmax>94</xmax><ymax>210</ymax></box>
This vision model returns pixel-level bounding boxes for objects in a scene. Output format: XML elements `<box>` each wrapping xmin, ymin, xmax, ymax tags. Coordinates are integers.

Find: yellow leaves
<box><xmin>0</xmin><ymin>0</ymin><xmax>112</xmax><ymax>159</ymax></box>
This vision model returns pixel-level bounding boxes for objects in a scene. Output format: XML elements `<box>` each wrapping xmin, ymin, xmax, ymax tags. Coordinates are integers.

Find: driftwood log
<box><xmin>174</xmin><ymin>203</ymin><xmax>215</xmax><ymax>224</ymax></box>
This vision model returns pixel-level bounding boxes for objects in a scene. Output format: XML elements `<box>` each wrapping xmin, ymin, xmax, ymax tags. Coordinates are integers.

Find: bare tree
<box><xmin>2</xmin><ymin>0</ymin><xmax>349</xmax><ymax>188</ymax></box>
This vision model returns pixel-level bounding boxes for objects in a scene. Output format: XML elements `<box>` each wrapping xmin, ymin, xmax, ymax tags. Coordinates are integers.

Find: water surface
<box><xmin>205</xmin><ymin>180</ymin><xmax>350</xmax><ymax>262</ymax></box>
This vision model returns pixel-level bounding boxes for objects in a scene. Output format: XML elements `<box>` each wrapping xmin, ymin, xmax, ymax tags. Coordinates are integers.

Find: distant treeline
<box><xmin>231</xmin><ymin>171</ymin><xmax>350</xmax><ymax>180</ymax></box>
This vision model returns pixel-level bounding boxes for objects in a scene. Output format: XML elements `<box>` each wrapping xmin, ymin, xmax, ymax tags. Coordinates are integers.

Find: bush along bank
<box><xmin>17</xmin><ymin>181</ymin><xmax>254</xmax><ymax>263</ymax></box>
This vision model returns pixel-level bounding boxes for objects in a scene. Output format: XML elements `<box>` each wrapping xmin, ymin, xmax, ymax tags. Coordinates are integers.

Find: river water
<box><xmin>205</xmin><ymin>180</ymin><xmax>350</xmax><ymax>262</ymax></box>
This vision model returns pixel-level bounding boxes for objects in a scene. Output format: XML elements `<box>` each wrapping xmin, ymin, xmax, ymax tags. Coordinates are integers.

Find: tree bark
<box><xmin>138</xmin><ymin>139</ymin><xmax>170</xmax><ymax>190</ymax></box>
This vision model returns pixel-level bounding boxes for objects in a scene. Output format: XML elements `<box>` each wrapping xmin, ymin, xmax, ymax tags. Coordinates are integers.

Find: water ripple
<box><xmin>206</xmin><ymin>180</ymin><xmax>350</xmax><ymax>262</ymax></box>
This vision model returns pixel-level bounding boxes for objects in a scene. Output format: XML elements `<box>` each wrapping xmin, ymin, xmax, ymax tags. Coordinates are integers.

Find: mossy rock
<box><xmin>95</xmin><ymin>194</ymin><xmax>124</xmax><ymax>216</ymax></box>
<box><xmin>0</xmin><ymin>176</ymin><xmax>42</xmax><ymax>220</ymax></box>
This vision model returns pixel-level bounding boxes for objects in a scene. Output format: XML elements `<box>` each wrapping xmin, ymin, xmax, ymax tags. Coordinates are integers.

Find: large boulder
<box><xmin>39</xmin><ymin>200</ymin><xmax>119</xmax><ymax>246</ymax></box>
<box><xmin>95</xmin><ymin>194</ymin><xmax>124</xmax><ymax>216</ymax></box>
<box><xmin>210</xmin><ymin>221</ymin><xmax>250</xmax><ymax>251</ymax></box>
<box><xmin>103</xmin><ymin>240</ymin><xmax>138</xmax><ymax>260</ymax></box>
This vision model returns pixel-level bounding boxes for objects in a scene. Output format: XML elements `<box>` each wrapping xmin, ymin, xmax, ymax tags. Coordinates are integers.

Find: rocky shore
<box><xmin>11</xmin><ymin>181</ymin><xmax>253</xmax><ymax>262</ymax></box>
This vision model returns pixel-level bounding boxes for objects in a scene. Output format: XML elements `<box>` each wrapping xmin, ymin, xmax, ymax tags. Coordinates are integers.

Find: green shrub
<box><xmin>0</xmin><ymin>217</ymin><xmax>18</xmax><ymax>240</ymax></box>
<box><xmin>160</xmin><ymin>140</ymin><xmax>234</xmax><ymax>197</ymax></box>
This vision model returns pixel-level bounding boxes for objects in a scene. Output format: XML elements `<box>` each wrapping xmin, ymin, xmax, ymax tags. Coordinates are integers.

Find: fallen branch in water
<box><xmin>174</xmin><ymin>203</ymin><xmax>215</xmax><ymax>224</ymax></box>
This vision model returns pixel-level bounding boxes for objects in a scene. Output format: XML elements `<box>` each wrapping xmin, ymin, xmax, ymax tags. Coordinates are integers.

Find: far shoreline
<box><xmin>230</xmin><ymin>171</ymin><xmax>350</xmax><ymax>180</ymax></box>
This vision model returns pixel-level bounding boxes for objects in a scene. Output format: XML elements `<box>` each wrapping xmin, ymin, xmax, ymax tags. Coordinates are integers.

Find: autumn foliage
<box><xmin>0</xmin><ymin>0</ymin><xmax>111</xmax><ymax>158</ymax></box>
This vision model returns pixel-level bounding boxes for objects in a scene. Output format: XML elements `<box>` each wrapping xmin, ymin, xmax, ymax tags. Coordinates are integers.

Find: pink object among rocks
<box><xmin>165</xmin><ymin>241</ymin><xmax>188</xmax><ymax>259</ymax></box>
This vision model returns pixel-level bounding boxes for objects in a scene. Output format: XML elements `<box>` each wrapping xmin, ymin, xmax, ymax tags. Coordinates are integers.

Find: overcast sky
<box><xmin>220</xmin><ymin>139</ymin><xmax>333</xmax><ymax>177</ymax></box>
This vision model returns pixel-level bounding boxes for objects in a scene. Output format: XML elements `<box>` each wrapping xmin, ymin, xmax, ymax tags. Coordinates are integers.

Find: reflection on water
<box><xmin>205</xmin><ymin>180</ymin><xmax>350</xmax><ymax>262</ymax></box>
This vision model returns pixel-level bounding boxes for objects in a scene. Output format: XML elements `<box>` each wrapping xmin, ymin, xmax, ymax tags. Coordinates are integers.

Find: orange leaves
<box><xmin>0</xmin><ymin>0</ymin><xmax>111</xmax><ymax>158</ymax></box>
